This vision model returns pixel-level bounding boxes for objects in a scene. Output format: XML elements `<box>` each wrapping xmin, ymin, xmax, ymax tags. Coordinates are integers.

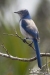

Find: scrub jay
<box><xmin>14</xmin><ymin>9</ymin><xmax>42</xmax><ymax>69</ymax></box>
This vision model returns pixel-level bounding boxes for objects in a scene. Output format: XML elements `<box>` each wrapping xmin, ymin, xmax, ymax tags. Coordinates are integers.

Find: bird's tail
<box><xmin>33</xmin><ymin>38</ymin><xmax>41</xmax><ymax>69</ymax></box>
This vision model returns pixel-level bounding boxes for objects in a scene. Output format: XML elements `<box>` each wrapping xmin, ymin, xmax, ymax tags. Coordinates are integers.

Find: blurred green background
<box><xmin>0</xmin><ymin>0</ymin><xmax>50</xmax><ymax>75</ymax></box>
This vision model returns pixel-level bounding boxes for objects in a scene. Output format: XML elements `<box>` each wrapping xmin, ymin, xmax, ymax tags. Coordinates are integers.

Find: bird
<box><xmin>14</xmin><ymin>9</ymin><xmax>42</xmax><ymax>69</ymax></box>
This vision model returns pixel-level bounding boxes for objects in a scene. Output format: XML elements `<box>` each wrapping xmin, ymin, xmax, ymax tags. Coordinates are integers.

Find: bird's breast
<box><xmin>20</xmin><ymin>20</ymin><xmax>27</xmax><ymax>37</ymax></box>
<box><xmin>20</xmin><ymin>20</ymin><xmax>32</xmax><ymax>39</ymax></box>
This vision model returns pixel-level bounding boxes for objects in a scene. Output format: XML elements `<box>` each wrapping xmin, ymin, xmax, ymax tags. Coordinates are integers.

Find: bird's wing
<box><xmin>21</xmin><ymin>19</ymin><xmax>39</xmax><ymax>40</ymax></box>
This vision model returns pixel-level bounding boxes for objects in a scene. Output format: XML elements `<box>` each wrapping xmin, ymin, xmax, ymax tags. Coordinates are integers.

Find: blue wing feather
<box><xmin>21</xmin><ymin>20</ymin><xmax>41</xmax><ymax>68</ymax></box>
<box><xmin>21</xmin><ymin>19</ymin><xmax>41</xmax><ymax>68</ymax></box>
<box><xmin>33</xmin><ymin>38</ymin><xmax>41</xmax><ymax>68</ymax></box>
<box><xmin>21</xmin><ymin>19</ymin><xmax>39</xmax><ymax>40</ymax></box>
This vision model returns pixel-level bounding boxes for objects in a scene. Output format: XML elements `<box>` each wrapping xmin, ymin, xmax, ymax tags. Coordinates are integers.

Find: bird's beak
<box><xmin>14</xmin><ymin>12</ymin><xmax>18</xmax><ymax>14</ymax></box>
<box><xmin>14</xmin><ymin>11</ymin><xmax>21</xmax><ymax>14</ymax></box>
<box><xmin>14</xmin><ymin>11</ymin><xmax>22</xmax><ymax>17</ymax></box>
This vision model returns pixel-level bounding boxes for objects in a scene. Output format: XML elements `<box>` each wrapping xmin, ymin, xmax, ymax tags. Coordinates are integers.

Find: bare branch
<box><xmin>3</xmin><ymin>33</ymin><xmax>35</xmax><ymax>50</ymax></box>
<box><xmin>0</xmin><ymin>52</ymin><xmax>50</xmax><ymax>62</ymax></box>
<box><xmin>1</xmin><ymin>44</ymin><xmax>10</xmax><ymax>55</ymax></box>
<box><xmin>2</xmin><ymin>33</ymin><xmax>50</xmax><ymax>71</ymax></box>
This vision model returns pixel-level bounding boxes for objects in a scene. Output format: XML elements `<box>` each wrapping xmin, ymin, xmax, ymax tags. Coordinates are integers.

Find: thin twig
<box><xmin>2</xmin><ymin>33</ymin><xmax>50</xmax><ymax>73</ymax></box>
<box><xmin>1</xmin><ymin>44</ymin><xmax>10</xmax><ymax>55</ymax></box>
<box><xmin>3</xmin><ymin>33</ymin><xmax>35</xmax><ymax>50</ymax></box>
<box><xmin>42</xmin><ymin>61</ymin><xmax>50</xmax><ymax>68</ymax></box>
<box><xmin>1</xmin><ymin>44</ymin><xmax>50</xmax><ymax>62</ymax></box>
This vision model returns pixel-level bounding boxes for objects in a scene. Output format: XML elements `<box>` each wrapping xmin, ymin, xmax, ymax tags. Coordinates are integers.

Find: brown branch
<box><xmin>2</xmin><ymin>33</ymin><xmax>50</xmax><ymax>69</ymax></box>
<box><xmin>0</xmin><ymin>52</ymin><xmax>50</xmax><ymax>62</ymax></box>
<box><xmin>3</xmin><ymin>33</ymin><xmax>35</xmax><ymax>50</ymax></box>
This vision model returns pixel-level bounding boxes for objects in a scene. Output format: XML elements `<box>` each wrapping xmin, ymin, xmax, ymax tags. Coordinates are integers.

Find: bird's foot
<box><xmin>23</xmin><ymin>38</ymin><xmax>29</xmax><ymax>43</ymax></box>
<box><xmin>29</xmin><ymin>41</ymin><xmax>33</xmax><ymax>46</ymax></box>
<box><xmin>23</xmin><ymin>38</ymin><xmax>27</xmax><ymax>43</ymax></box>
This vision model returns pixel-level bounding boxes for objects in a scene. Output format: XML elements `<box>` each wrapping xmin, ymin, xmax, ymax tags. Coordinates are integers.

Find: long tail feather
<box><xmin>33</xmin><ymin>38</ymin><xmax>41</xmax><ymax>69</ymax></box>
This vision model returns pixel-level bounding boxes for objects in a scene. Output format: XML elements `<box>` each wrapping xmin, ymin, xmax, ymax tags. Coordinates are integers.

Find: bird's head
<box><xmin>14</xmin><ymin>9</ymin><xmax>30</xmax><ymax>19</ymax></box>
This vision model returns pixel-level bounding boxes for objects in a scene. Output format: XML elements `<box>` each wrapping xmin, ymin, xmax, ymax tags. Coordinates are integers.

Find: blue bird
<box><xmin>14</xmin><ymin>9</ymin><xmax>42</xmax><ymax>69</ymax></box>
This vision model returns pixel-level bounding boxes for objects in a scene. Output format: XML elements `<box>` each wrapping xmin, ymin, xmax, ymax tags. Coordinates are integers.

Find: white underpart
<box><xmin>20</xmin><ymin>20</ymin><xmax>32</xmax><ymax>39</ymax></box>
<box><xmin>19</xmin><ymin>19</ymin><xmax>38</xmax><ymax>40</ymax></box>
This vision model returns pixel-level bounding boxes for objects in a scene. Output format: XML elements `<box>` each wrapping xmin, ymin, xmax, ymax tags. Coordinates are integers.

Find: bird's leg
<box><xmin>23</xmin><ymin>38</ymin><xmax>33</xmax><ymax>46</ymax></box>
<box><xmin>25</xmin><ymin>38</ymin><xmax>33</xmax><ymax>45</ymax></box>
<box><xmin>29</xmin><ymin>41</ymin><xmax>33</xmax><ymax>46</ymax></box>
<box><xmin>23</xmin><ymin>38</ymin><xmax>28</xmax><ymax>43</ymax></box>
